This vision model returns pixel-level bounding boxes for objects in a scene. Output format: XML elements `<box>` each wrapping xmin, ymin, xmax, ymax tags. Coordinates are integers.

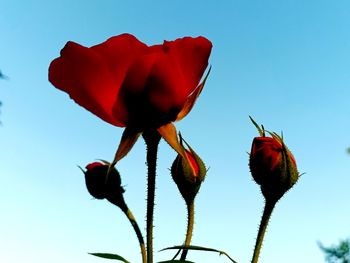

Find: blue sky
<box><xmin>1</xmin><ymin>1</ymin><xmax>349</xmax><ymax>262</ymax></box>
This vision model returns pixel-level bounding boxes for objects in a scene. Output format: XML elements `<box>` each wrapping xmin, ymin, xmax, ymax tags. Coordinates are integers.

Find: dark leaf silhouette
<box><xmin>89</xmin><ymin>253</ymin><xmax>130</xmax><ymax>263</ymax></box>
<box><xmin>160</xmin><ymin>245</ymin><xmax>237</xmax><ymax>263</ymax></box>
<box><xmin>157</xmin><ymin>260</ymin><xmax>195</xmax><ymax>263</ymax></box>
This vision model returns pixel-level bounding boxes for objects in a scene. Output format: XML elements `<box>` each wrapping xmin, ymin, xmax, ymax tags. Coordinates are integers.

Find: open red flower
<box><xmin>49</xmin><ymin>33</ymin><xmax>212</xmax><ymax>129</ymax></box>
<box><xmin>49</xmin><ymin>34</ymin><xmax>212</xmax><ymax>165</ymax></box>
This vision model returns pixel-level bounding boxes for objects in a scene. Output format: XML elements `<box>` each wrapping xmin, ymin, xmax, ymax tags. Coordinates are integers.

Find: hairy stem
<box><xmin>251</xmin><ymin>200</ymin><xmax>276</xmax><ymax>263</ymax></box>
<box><xmin>180</xmin><ymin>201</ymin><xmax>195</xmax><ymax>260</ymax></box>
<box><xmin>143</xmin><ymin>130</ymin><xmax>161</xmax><ymax>263</ymax></box>
<box><xmin>122</xmin><ymin>207</ymin><xmax>147</xmax><ymax>263</ymax></box>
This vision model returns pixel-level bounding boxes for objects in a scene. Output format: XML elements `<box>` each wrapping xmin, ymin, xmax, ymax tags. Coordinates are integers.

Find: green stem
<box><xmin>251</xmin><ymin>200</ymin><xmax>276</xmax><ymax>263</ymax></box>
<box><xmin>180</xmin><ymin>201</ymin><xmax>195</xmax><ymax>260</ymax></box>
<box><xmin>143</xmin><ymin>130</ymin><xmax>161</xmax><ymax>263</ymax></box>
<box><xmin>122</xmin><ymin>207</ymin><xmax>147</xmax><ymax>263</ymax></box>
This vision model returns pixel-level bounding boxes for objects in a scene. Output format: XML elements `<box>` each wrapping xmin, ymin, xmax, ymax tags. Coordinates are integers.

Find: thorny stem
<box><xmin>180</xmin><ymin>201</ymin><xmax>195</xmax><ymax>260</ymax></box>
<box><xmin>251</xmin><ymin>200</ymin><xmax>276</xmax><ymax>263</ymax></box>
<box><xmin>143</xmin><ymin>130</ymin><xmax>161</xmax><ymax>263</ymax></box>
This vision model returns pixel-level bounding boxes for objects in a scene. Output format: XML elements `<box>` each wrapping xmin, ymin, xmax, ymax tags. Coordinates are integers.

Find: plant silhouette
<box><xmin>319</xmin><ymin>239</ymin><xmax>350</xmax><ymax>263</ymax></box>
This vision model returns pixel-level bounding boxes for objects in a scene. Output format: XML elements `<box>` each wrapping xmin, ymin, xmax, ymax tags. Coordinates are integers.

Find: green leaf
<box><xmin>160</xmin><ymin>245</ymin><xmax>238</xmax><ymax>263</ymax></box>
<box><xmin>89</xmin><ymin>253</ymin><xmax>130</xmax><ymax>263</ymax></box>
<box><xmin>157</xmin><ymin>260</ymin><xmax>195</xmax><ymax>263</ymax></box>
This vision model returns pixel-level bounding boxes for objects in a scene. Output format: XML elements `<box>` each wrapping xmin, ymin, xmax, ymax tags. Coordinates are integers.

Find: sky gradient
<box><xmin>1</xmin><ymin>1</ymin><xmax>349</xmax><ymax>262</ymax></box>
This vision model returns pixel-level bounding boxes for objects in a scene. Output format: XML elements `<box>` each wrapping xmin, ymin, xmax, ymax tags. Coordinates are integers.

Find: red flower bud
<box><xmin>84</xmin><ymin>162</ymin><xmax>108</xmax><ymax>199</ymax></box>
<box><xmin>49</xmin><ymin>34</ymin><xmax>212</xmax><ymax>130</ymax></box>
<box><xmin>84</xmin><ymin>162</ymin><xmax>126</xmax><ymax>209</ymax></box>
<box><xmin>171</xmin><ymin>137</ymin><xmax>206</xmax><ymax>204</ymax></box>
<box><xmin>249</xmin><ymin>124</ymin><xmax>299</xmax><ymax>202</ymax></box>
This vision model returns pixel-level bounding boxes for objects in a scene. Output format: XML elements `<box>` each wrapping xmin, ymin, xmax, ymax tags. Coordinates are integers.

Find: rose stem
<box><xmin>251</xmin><ymin>199</ymin><xmax>276</xmax><ymax>263</ymax></box>
<box><xmin>180</xmin><ymin>200</ymin><xmax>195</xmax><ymax>260</ymax></box>
<box><xmin>119</xmin><ymin>203</ymin><xmax>147</xmax><ymax>263</ymax></box>
<box><xmin>143</xmin><ymin>130</ymin><xmax>161</xmax><ymax>263</ymax></box>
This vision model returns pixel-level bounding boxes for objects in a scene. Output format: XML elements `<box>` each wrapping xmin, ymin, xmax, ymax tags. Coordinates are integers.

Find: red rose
<box><xmin>249</xmin><ymin>134</ymin><xmax>299</xmax><ymax>202</ymax></box>
<box><xmin>49</xmin><ymin>33</ymin><xmax>212</xmax><ymax>130</ymax></box>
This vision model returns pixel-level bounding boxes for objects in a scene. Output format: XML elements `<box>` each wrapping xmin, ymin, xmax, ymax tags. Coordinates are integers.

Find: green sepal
<box><xmin>110</xmin><ymin>127</ymin><xmax>141</xmax><ymax>169</ymax></box>
<box><xmin>249</xmin><ymin>116</ymin><xmax>265</xmax><ymax>136</ymax></box>
<box><xmin>89</xmin><ymin>253</ymin><xmax>130</xmax><ymax>262</ymax></box>
<box><xmin>261</xmin><ymin>131</ymin><xmax>299</xmax><ymax>202</ymax></box>
<box><xmin>180</xmin><ymin>134</ymin><xmax>207</xmax><ymax>184</ymax></box>
<box><xmin>281</xmin><ymin>140</ymin><xmax>299</xmax><ymax>189</ymax></box>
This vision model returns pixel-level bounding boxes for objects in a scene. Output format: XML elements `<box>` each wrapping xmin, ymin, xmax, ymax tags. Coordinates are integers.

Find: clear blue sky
<box><xmin>1</xmin><ymin>1</ymin><xmax>349</xmax><ymax>262</ymax></box>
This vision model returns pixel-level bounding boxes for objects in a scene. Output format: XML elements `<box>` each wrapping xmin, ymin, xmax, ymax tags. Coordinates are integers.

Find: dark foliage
<box><xmin>319</xmin><ymin>239</ymin><xmax>350</xmax><ymax>263</ymax></box>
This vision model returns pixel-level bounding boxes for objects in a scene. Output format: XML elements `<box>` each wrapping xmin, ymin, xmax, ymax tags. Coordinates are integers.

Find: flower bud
<box><xmin>84</xmin><ymin>162</ymin><xmax>126</xmax><ymax>210</ymax></box>
<box><xmin>171</xmin><ymin>137</ymin><xmax>206</xmax><ymax>204</ymax></box>
<box><xmin>249</xmin><ymin>132</ymin><xmax>299</xmax><ymax>202</ymax></box>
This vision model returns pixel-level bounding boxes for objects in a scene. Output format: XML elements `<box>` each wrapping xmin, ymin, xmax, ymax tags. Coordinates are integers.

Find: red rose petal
<box><xmin>185</xmin><ymin>150</ymin><xmax>199</xmax><ymax>176</ymax></box>
<box><xmin>145</xmin><ymin>51</ymin><xmax>188</xmax><ymax>115</ymax></box>
<box><xmin>91</xmin><ymin>34</ymin><xmax>148</xmax><ymax>83</ymax></box>
<box><xmin>49</xmin><ymin>41</ymin><xmax>125</xmax><ymax>126</ymax></box>
<box><xmin>91</xmin><ymin>34</ymin><xmax>150</xmax><ymax>125</ymax></box>
<box><xmin>163</xmin><ymin>36</ymin><xmax>212</xmax><ymax>94</ymax></box>
<box><xmin>86</xmin><ymin>162</ymin><xmax>104</xmax><ymax>171</ymax></box>
<box><xmin>49</xmin><ymin>34</ymin><xmax>212</xmax><ymax>130</ymax></box>
<box><xmin>117</xmin><ymin>51</ymin><xmax>188</xmax><ymax>128</ymax></box>
<box><xmin>250</xmin><ymin>137</ymin><xmax>284</xmax><ymax>183</ymax></box>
